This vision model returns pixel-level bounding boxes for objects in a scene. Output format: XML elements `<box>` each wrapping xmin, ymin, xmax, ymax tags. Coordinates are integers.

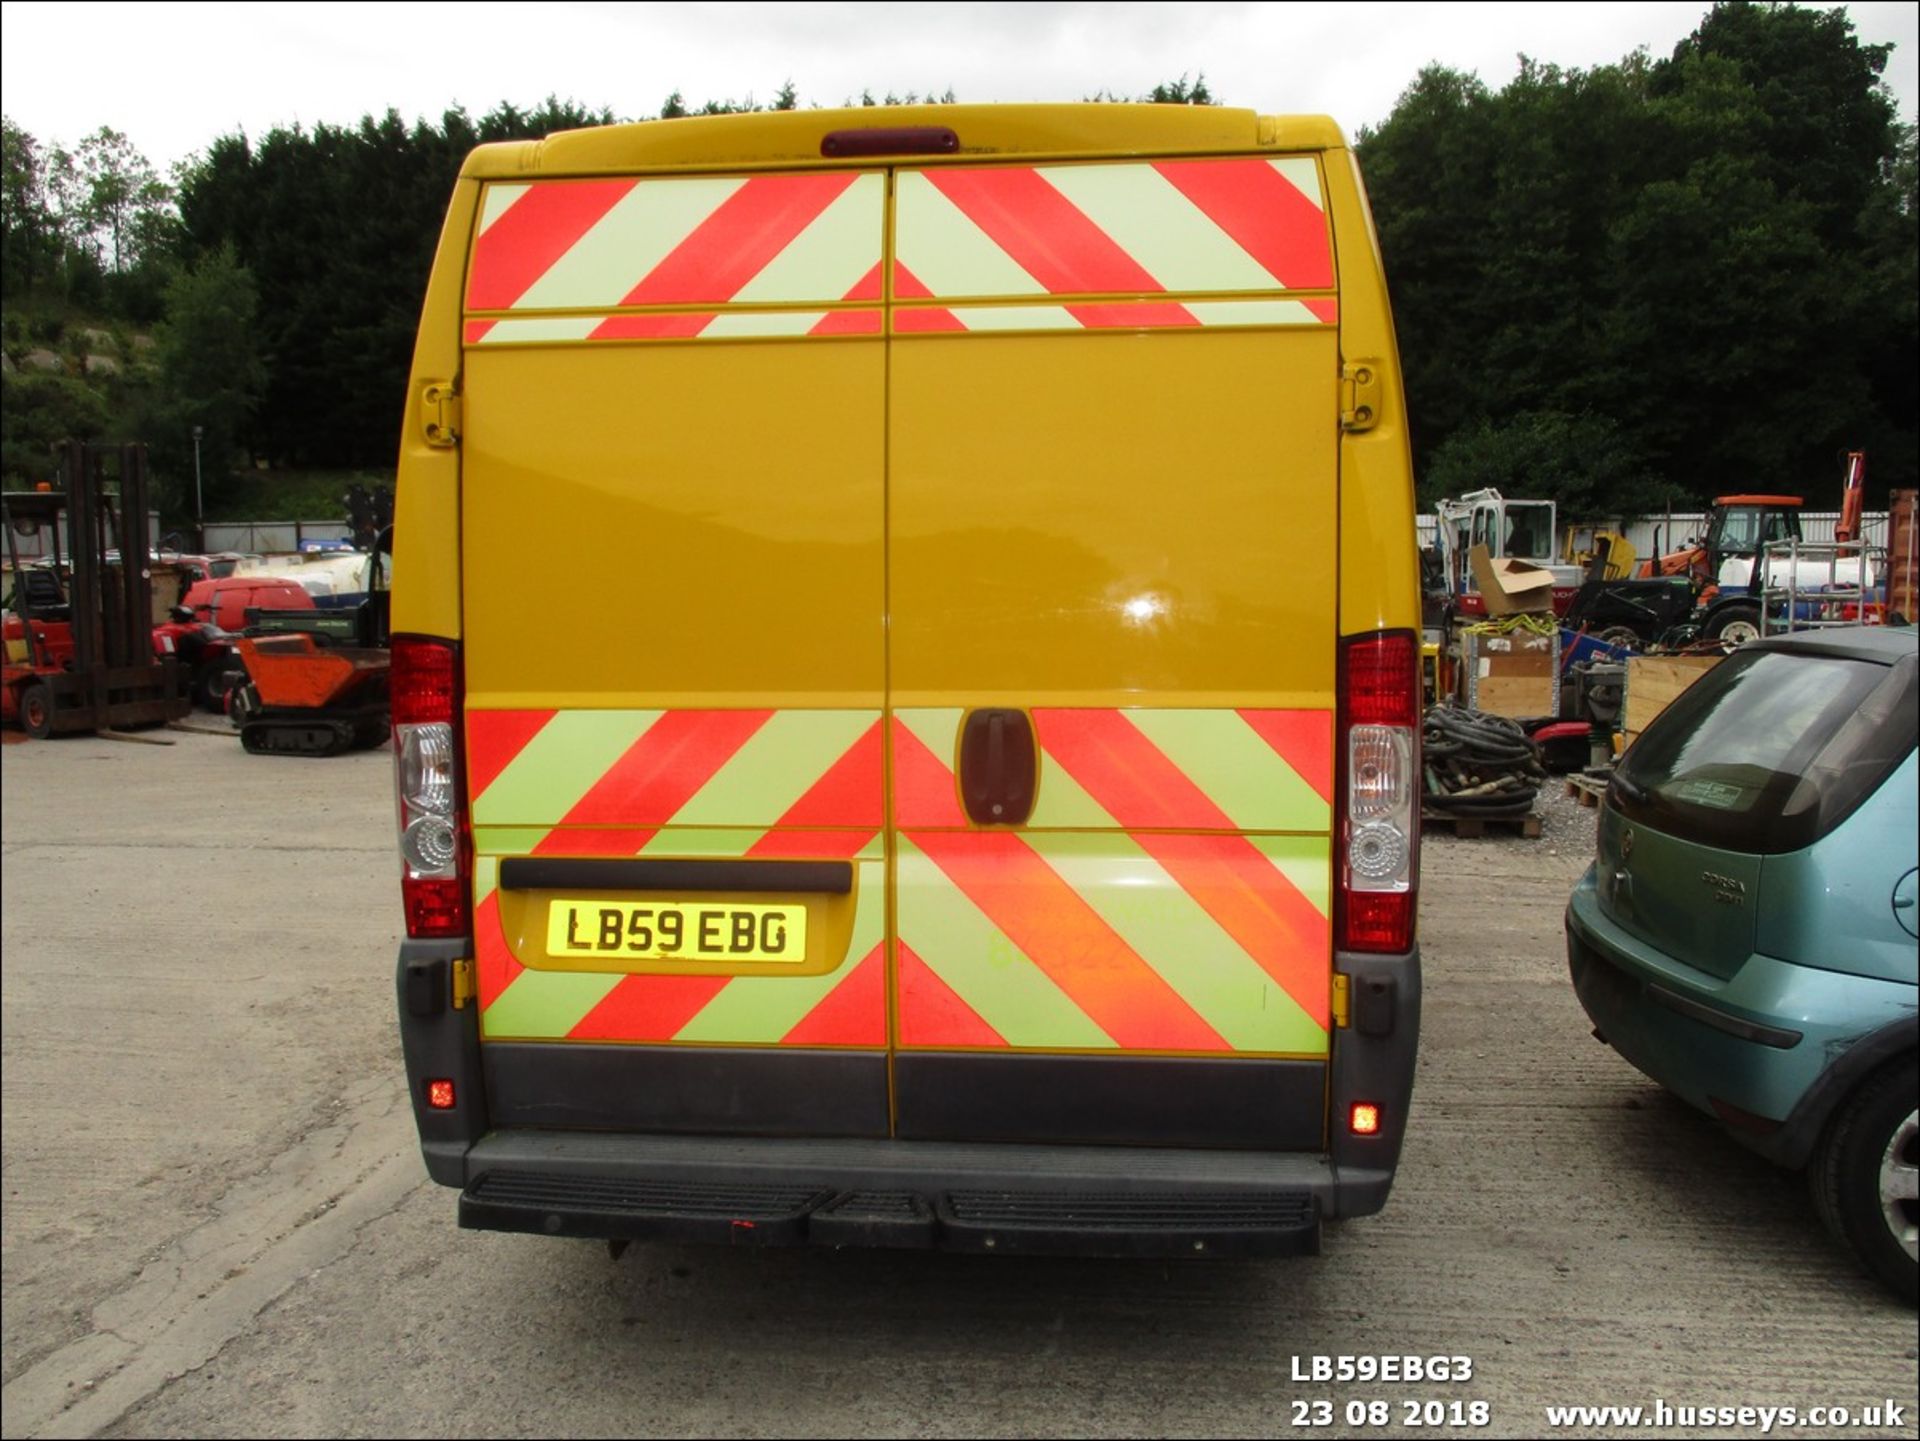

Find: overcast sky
<box><xmin>2</xmin><ymin>1</ymin><xmax>1915</xmax><ymax>176</ymax></box>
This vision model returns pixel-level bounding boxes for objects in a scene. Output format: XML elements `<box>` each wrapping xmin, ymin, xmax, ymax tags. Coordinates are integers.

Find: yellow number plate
<box><xmin>546</xmin><ymin>898</ymin><xmax>808</xmax><ymax>963</ymax></box>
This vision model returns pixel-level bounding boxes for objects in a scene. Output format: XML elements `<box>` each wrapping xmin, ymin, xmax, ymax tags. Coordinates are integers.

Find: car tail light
<box><xmin>1350</xmin><ymin>1102</ymin><xmax>1382</xmax><ymax>1135</ymax></box>
<box><xmin>392</xmin><ymin>636</ymin><xmax>469</xmax><ymax>939</ymax></box>
<box><xmin>1337</xmin><ymin>631</ymin><xmax>1419</xmax><ymax>953</ymax></box>
<box><xmin>426</xmin><ymin>1078</ymin><xmax>457</xmax><ymax>1110</ymax></box>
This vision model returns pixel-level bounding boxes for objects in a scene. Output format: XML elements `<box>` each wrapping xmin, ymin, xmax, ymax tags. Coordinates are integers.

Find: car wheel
<box><xmin>1811</xmin><ymin>1057</ymin><xmax>1918</xmax><ymax>1304</ymax></box>
<box><xmin>19</xmin><ymin>679</ymin><xmax>55</xmax><ymax>739</ymax></box>
<box><xmin>1706</xmin><ymin>603</ymin><xmax>1763</xmax><ymax>646</ymax></box>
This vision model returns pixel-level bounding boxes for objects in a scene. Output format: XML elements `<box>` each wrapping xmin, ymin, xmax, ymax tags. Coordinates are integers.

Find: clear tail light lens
<box><xmin>392</xmin><ymin>637</ymin><xmax>468</xmax><ymax>939</ymax></box>
<box><xmin>1338</xmin><ymin>631</ymin><xmax>1419</xmax><ymax>953</ymax></box>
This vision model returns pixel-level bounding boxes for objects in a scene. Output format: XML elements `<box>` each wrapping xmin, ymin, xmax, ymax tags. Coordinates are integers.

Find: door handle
<box><xmin>959</xmin><ymin>708</ymin><xmax>1036</xmax><ymax>826</ymax></box>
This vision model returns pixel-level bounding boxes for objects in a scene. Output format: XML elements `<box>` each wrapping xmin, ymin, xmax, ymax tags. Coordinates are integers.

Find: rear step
<box><xmin>461</xmin><ymin>1172</ymin><xmax>830</xmax><ymax>1246</ymax></box>
<box><xmin>938</xmin><ymin>1190</ymin><xmax>1319</xmax><ymax>1258</ymax></box>
<box><xmin>460</xmin><ymin>1171</ymin><xmax>1318</xmax><ymax>1257</ymax></box>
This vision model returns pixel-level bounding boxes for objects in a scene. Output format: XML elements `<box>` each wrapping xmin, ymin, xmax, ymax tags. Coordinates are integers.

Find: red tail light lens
<box><xmin>1337</xmin><ymin>630</ymin><xmax>1419</xmax><ymax>954</ymax></box>
<box><xmin>392</xmin><ymin>636</ymin><xmax>457</xmax><ymax>727</ymax></box>
<box><xmin>392</xmin><ymin>635</ymin><xmax>468</xmax><ymax>940</ymax></box>
<box><xmin>1343</xmin><ymin>630</ymin><xmax>1419</xmax><ymax>726</ymax></box>
<box><xmin>1343</xmin><ymin>892</ymin><xmax>1415</xmax><ymax>954</ymax></box>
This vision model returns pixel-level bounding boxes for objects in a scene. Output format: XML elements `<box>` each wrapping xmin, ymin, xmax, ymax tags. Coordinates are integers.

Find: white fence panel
<box><xmin>201</xmin><ymin>520</ymin><xmax>353</xmax><ymax>554</ymax></box>
<box><xmin>1415</xmin><ymin>510</ymin><xmax>1889</xmax><ymax>560</ymax></box>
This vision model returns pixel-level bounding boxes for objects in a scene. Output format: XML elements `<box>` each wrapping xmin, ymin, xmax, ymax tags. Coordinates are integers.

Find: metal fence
<box><xmin>200</xmin><ymin>520</ymin><xmax>353</xmax><ymax>553</ymax></box>
<box><xmin>1415</xmin><ymin>510</ymin><xmax>1891</xmax><ymax>558</ymax></box>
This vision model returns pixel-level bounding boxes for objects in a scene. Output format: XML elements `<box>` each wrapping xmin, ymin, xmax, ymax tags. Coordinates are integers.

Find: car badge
<box><xmin>1619</xmin><ymin>827</ymin><xmax>1634</xmax><ymax>861</ymax></box>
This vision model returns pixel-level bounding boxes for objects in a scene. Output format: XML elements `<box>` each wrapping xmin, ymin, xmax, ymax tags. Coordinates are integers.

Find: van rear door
<box><xmin>884</xmin><ymin>157</ymin><xmax>1340</xmax><ymax>1146</ymax></box>
<box><xmin>456</xmin><ymin>170</ymin><xmax>893</xmax><ymax>1137</ymax></box>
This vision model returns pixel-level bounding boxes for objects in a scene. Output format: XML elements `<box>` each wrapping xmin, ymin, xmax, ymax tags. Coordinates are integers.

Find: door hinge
<box><xmin>1330</xmin><ymin>972</ymin><xmax>1351</xmax><ymax>1029</ymax></box>
<box><xmin>450</xmin><ymin>957</ymin><xmax>476</xmax><ymax>1010</ymax></box>
<box><xmin>1340</xmin><ymin>360</ymin><xmax>1383</xmax><ymax>433</ymax></box>
<box><xmin>421</xmin><ymin>381</ymin><xmax>461</xmax><ymax>448</ymax></box>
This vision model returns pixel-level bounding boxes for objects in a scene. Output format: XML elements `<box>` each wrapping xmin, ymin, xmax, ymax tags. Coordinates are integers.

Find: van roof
<box><xmin>460</xmin><ymin>105</ymin><xmax>1349</xmax><ymax>180</ymax></box>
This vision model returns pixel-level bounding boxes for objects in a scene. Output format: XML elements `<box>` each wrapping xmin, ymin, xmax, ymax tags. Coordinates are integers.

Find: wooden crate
<box><xmin>1622</xmin><ymin>654</ymin><xmax>1722</xmax><ymax>748</ymax></box>
<box><xmin>1464</xmin><ymin>629</ymin><xmax>1559</xmax><ymax>718</ymax></box>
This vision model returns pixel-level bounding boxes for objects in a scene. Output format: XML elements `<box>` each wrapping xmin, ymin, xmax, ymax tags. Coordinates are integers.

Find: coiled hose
<box><xmin>1422</xmin><ymin>706</ymin><xmax>1545</xmax><ymax>818</ymax></box>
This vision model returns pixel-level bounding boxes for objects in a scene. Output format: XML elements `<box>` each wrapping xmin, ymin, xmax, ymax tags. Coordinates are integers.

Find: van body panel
<box><xmin>887</xmin><ymin>329</ymin><xmax>1337</xmax><ymax>707</ymax></box>
<box><xmin>460</xmin><ymin>342</ymin><xmax>885</xmax><ymax>710</ymax></box>
<box><xmin>1325</xmin><ymin>150</ymin><xmax>1421</xmax><ymax>637</ymax></box>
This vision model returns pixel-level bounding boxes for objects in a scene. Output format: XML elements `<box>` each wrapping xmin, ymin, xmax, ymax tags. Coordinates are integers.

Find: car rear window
<box><xmin>1610</xmin><ymin>647</ymin><xmax>1916</xmax><ymax>854</ymax></box>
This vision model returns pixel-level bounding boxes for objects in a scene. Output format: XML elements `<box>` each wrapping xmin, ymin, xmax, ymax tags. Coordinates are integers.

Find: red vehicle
<box><xmin>152</xmin><ymin>610</ymin><xmax>247</xmax><ymax>710</ymax></box>
<box><xmin>181</xmin><ymin>575</ymin><xmax>315</xmax><ymax>634</ymax></box>
<box><xmin>5</xmin><ymin>590</ymin><xmax>244</xmax><ymax>715</ymax></box>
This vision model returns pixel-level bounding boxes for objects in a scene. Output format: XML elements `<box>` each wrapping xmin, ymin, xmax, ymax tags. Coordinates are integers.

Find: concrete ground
<box><xmin>1</xmin><ymin>729</ymin><xmax>1914</xmax><ymax>1440</ymax></box>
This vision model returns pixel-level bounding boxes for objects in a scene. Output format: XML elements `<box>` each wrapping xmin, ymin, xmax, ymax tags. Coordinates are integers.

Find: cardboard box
<box><xmin>1469</xmin><ymin>543</ymin><xmax>1557</xmax><ymax>617</ymax></box>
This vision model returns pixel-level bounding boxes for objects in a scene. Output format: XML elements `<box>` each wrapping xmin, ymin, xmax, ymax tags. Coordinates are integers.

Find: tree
<box><xmin>72</xmin><ymin>127</ymin><xmax>169</xmax><ymax>273</ymax></box>
<box><xmin>152</xmin><ymin>244</ymin><xmax>265</xmax><ymax>512</ymax></box>
<box><xmin>1087</xmin><ymin>74</ymin><xmax>1221</xmax><ymax>104</ymax></box>
<box><xmin>1357</xmin><ymin>2</ymin><xmax>1915</xmax><ymax>505</ymax></box>
<box><xmin>1</xmin><ymin>116</ymin><xmax>58</xmax><ymax>293</ymax></box>
<box><xmin>172</xmin><ymin>99</ymin><xmax>616</xmax><ymax>467</ymax></box>
<box><xmin>1653</xmin><ymin>0</ymin><xmax>1896</xmax><ymax>247</ymax></box>
<box><xmin>1146</xmin><ymin>73</ymin><xmax>1216</xmax><ymax>105</ymax></box>
<box><xmin>1421</xmin><ymin>410</ymin><xmax>1665</xmax><ymax>519</ymax></box>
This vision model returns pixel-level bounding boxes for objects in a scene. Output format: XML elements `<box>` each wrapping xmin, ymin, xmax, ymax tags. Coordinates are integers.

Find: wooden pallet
<box><xmin>1565</xmin><ymin>773</ymin><xmax>1611</xmax><ymax>808</ymax></box>
<box><xmin>1420</xmin><ymin>807</ymin><xmax>1543</xmax><ymax>838</ymax></box>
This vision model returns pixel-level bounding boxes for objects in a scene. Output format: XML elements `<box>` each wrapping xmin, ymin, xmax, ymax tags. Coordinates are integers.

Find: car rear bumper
<box><xmin>1566</xmin><ymin>870</ymin><xmax>1916</xmax><ymax>1166</ymax></box>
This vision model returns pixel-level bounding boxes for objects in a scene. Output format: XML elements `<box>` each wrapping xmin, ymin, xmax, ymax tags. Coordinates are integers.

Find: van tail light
<box><xmin>1337</xmin><ymin>630</ymin><xmax>1419</xmax><ymax>953</ymax></box>
<box><xmin>392</xmin><ymin>636</ymin><xmax>469</xmax><ymax>939</ymax></box>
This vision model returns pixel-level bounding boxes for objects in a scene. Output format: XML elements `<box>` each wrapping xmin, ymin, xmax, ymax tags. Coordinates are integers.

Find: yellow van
<box><xmin>392</xmin><ymin>104</ymin><xmax>1422</xmax><ymax>1256</ymax></box>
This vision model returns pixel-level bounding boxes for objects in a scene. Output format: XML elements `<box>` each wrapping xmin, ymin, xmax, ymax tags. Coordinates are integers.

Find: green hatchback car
<box><xmin>1567</xmin><ymin>627</ymin><xmax>1917</xmax><ymax>1302</ymax></box>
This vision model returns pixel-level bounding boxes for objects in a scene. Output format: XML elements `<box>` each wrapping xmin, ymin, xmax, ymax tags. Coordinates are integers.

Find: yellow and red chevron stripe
<box><xmin>467</xmin><ymin>708</ymin><xmax>882</xmax><ymax>830</ymax></box>
<box><xmin>464</xmin><ymin>171</ymin><xmax>885</xmax><ymax>343</ymax></box>
<box><xmin>465</xmin><ymin>708</ymin><xmax>886</xmax><ymax>1048</ymax></box>
<box><xmin>893</xmin><ymin>158</ymin><xmax>1335</xmax><ymax>331</ymax></box>
<box><xmin>891</xmin><ymin>707</ymin><xmax>1331</xmax><ymax>832</ymax></box>
<box><xmin>890</xmin><ymin>296</ymin><xmax>1334</xmax><ymax>334</ymax></box>
<box><xmin>466</xmin><ymin>308</ymin><xmax>882</xmax><ymax>345</ymax></box>
<box><xmin>891</xmin><ymin>707</ymin><xmax>1332</xmax><ymax>1056</ymax></box>
<box><xmin>462</xmin><ymin>158</ymin><xmax>1335</xmax><ymax>345</ymax></box>
<box><xmin>470</xmin><ymin>832</ymin><xmax>886</xmax><ymax>1048</ymax></box>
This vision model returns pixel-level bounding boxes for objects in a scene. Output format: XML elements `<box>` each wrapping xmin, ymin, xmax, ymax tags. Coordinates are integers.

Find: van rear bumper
<box><xmin>398</xmin><ymin>939</ymin><xmax>1420</xmax><ymax>1251</ymax></box>
<box><xmin>455</xmin><ymin>1130</ymin><xmax>1339</xmax><ymax>1257</ymax></box>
